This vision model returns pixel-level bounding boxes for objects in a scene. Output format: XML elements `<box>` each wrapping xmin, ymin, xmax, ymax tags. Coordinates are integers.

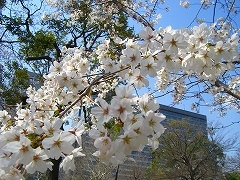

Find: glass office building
<box><xmin>158</xmin><ymin>104</ymin><xmax>207</xmax><ymax>134</ymax></box>
<box><xmin>115</xmin><ymin>104</ymin><xmax>207</xmax><ymax>179</ymax></box>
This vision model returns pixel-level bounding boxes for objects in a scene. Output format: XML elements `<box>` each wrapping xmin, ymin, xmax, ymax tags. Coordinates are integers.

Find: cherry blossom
<box><xmin>94</xmin><ymin>136</ymin><xmax>112</xmax><ymax>152</ymax></box>
<box><xmin>138</xmin><ymin>93</ymin><xmax>159</xmax><ymax>114</ymax></box>
<box><xmin>129</xmin><ymin>69</ymin><xmax>149</xmax><ymax>89</ymax></box>
<box><xmin>60</xmin><ymin>147</ymin><xmax>85</xmax><ymax>173</ymax></box>
<box><xmin>139</xmin><ymin>27</ymin><xmax>159</xmax><ymax>49</ymax></box>
<box><xmin>42</xmin><ymin>132</ymin><xmax>75</xmax><ymax>159</ymax></box>
<box><xmin>42</xmin><ymin>118</ymin><xmax>63</xmax><ymax>135</ymax></box>
<box><xmin>3</xmin><ymin>134</ymin><xmax>34</xmax><ymax>166</ymax></box>
<box><xmin>120</xmin><ymin>48</ymin><xmax>141</xmax><ymax>68</ymax></box>
<box><xmin>180</xmin><ymin>1</ymin><xmax>190</xmax><ymax>8</ymax></box>
<box><xmin>0</xmin><ymin>167</ymin><xmax>25</xmax><ymax>180</ymax></box>
<box><xmin>140</xmin><ymin>55</ymin><xmax>158</xmax><ymax>77</ymax></box>
<box><xmin>163</xmin><ymin>33</ymin><xmax>188</xmax><ymax>54</ymax></box>
<box><xmin>109</xmin><ymin>98</ymin><xmax>133</xmax><ymax>121</ymax></box>
<box><xmin>91</xmin><ymin>98</ymin><xmax>112</xmax><ymax>123</ymax></box>
<box><xmin>0</xmin><ymin>110</ymin><xmax>11</xmax><ymax>125</ymax></box>
<box><xmin>25</xmin><ymin>147</ymin><xmax>53</xmax><ymax>174</ymax></box>
<box><xmin>0</xmin><ymin>1</ymin><xmax>239</xmax><ymax>178</ymax></box>
<box><xmin>115</xmin><ymin>131</ymin><xmax>139</xmax><ymax>155</ymax></box>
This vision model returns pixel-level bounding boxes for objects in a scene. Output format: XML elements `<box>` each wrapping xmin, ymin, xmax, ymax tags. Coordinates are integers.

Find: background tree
<box><xmin>224</xmin><ymin>171</ymin><xmax>240</xmax><ymax>180</ymax></box>
<box><xmin>1</xmin><ymin>62</ymin><xmax>30</xmax><ymax>105</ymax></box>
<box><xmin>0</xmin><ymin>0</ymin><xmax>134</xmax><ymax>106</ymax></box>
<box><xmin>224</xmin><ymin>147</ymin><xmax>240</xmax><ymax>178</ymax></box>
<box><xmin>147</xmin><ymin>120</ymin><xmax>225</xmax><ymax>180</ymax></box>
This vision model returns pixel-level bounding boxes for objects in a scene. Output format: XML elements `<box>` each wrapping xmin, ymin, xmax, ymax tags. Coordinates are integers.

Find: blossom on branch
<box><xmin>0</xmin><ymin>1</ymin><xmax>239</xmax><ymax>177</ymax></box>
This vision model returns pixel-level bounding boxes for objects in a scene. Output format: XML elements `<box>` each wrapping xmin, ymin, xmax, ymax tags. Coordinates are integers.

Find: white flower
<box><xmin>114</xmin><ymin>85</ymin><xmax>135</xmax><ymax>100</ymax></box>
<box><xmin>156</xmin><ymin>14</ymin><xmax>162</xmax><ymax>20</ymax></box>
<box><xmin>209</xmin><ymin>41</ymin><xmax>231</xmax><ymax>62</ymax></box>
<box><xmin>110</xmin><ymin>98</ymin><xmax>133</xmax><ymax>121</ymax></box>
<box><xmin>3</xmin><ymin>134</ymin><xmax>34</xmax><ymax>166</ymax></box>
<box><xmin>96</xmin><ymin>39</ymin><xmax>110</xmax><ymax>55</ymax></box>
<box><xmin>42</xmin><ymin>11</ymin><xmax>48</xmax><ymax>20</ymax></box>
<box><xmin>156</xmin><ymin>51</ymin><xmax>178</xmax><ymax>71</ymax></box>
<box><xmin>163</xmin><ymin>33</ymin><xmax>188</xmax><ymax>54</ymax></box>
<box><xmin>60</xmin><ymin>155</ymin><xmax>75</xmax><ymax>173</ymax></box>
<box><xmin>124</xmin><ymin>114</ymin><xmax>143</xmax><ymax>128</ymax></box>
<box><xmin>49</xmin><ymin>61</ymin><xmax>63</xmax><ymax>74</ymax></box>
<box><xmin>126</xmin><ymin>39</ymin><xmax>139</xmax><ymax>49</ymax></box>
<box><xmin>0</xmin><ymin>110</ymin><xmax>11</xmax><ymax>124</ymax></box>
<box><xmin>68</xmin><ymin>122</ymin><xmax>85</xmax><ymax>145</ymax></box>
<box><xmin>42</xmin><ymin>132</ymin><xmax>74</xmax><ymax>159</ymax></box>
<box><xmin>180</xmin><ymin>1</ymin><xmax>190</xmax><ymax>8</ymax></box>
<box><xmin>120</xmin><ymin>48</ymin><xmax>141</xmax><ymax>68</ymax></box>
<box><xmin>127</xmin><ymin>121</ymin><xmax>153</xmax><ymax>151</ymax></box>
<box><xmin>60</xmin><ymin>147</ymin><xmax>85</xmax><ymax>173</ymax></box>
<box><xmin>145</xmin><ymin>111</ymin><xmax>166</xmax><ymax>133</ymax></box>
<box><xmin>94</xmin><ymin>136</ymin><xmax>112</xmax><ymax>152</ymax></box>
<box><xmin>191</xmin><ymin>23</ymin><xmax>210</xmax><ymax>45</ymax></box>
<box><xmin>0</xmin><ymin>150</ymin><xmax>12</xmax><ymax>168</ymax></box>
<box><xmin>56</xmin><ymin>72</ymin><xmax>70</xmax><ymax>88</ymax></box>
<box><xmin>68</xmin><ymin>78</ymin><xmax>84</xmax><ymax>93</ymax></box>
<box><xmin>0</xmin><ymin>167</ymin><xmax>25</xmax><ymax>180</ymax></box>
<box><xmin>113</xmin><ymin>37</ymin><xmax>127</xmax><ymax>44</ymax></box>
<box><xmin>25</xmin><ymin>147</ymin><xmax>53</xmax><ymax>174</ymax></box>
<box><xmin>91</xmin><ymin>98</ymin><xmax>112</xmax><ymax>123</ymax></box>
<box><xmin>89</xmin><ymin>123</ymin><xmax>108</xmax><ymax>139</ymax></box>
<box><xmin>102</xmin><ymin>58</ymin><xmax>117</xmax><ymax>73</ymax></box>
<box><xmin>1</xmin><ymin>129</ymin><xmax>21</xmax><ymax>145</ymax></box>
<box><xmin>92</xmin><ymin>149</ymin><xmax>115</xmax><ymax>165</ymax></box>
<box><xmin>115</xmin><ymin>131</ymin><xmax>139</xmax><ymax>155</ymax></box>
<box><xmin>76</xmin><ymin>58</ymin><xmax>89</xmax><ymax>74</ymax></box>
<box><xmin>138</xmin><ymin>94</ymin><xmax>159</xmax><ymax>114</ymax></box>
<box><xmin>139</xmin><ymin>27</ymin><xmax>159</xmax><ymax>49</ymax></box>
<box><xmin>196</xmin><ymin>48</ymin><xmax>212</xmax><ymax>68</ymax></box>
<box><xmin>140</xmin><ymin>56</ymin><xmax>157</xmax><ymax>77</ymax></box>
<box><xmin>129</xmin><ymin>69</ymin><xmax>149</xmax><ymax>89</ymax></box>
<box><xmin>148</xmin><ymin>132</ymin><xmax>162</xmax><ymax>150</ymax></box>
<box><xmin>42</xmin><ymin>118</ymin><xmax>63</xmax><ymax>135</ymax></box>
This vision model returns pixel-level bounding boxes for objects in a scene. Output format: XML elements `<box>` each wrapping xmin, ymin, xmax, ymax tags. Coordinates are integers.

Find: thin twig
<box><xmin>188</xmin><ymin>3</ymin><xmax>204</xmax><ymax>28</ymax></box>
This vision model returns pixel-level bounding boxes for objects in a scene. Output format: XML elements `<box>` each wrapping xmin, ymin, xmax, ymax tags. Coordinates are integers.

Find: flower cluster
<box><xmin>0</xmin><ymin>8</ymin><xmax>239</xmax><ymax>180</ymax></box>
<box><xmin>90</xmin><ymin>88</ymin><xmax>165</xmax><ymax>165</ymax></box>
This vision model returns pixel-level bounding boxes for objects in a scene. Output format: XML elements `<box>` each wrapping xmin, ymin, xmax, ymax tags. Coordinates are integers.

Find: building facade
<box><xmin>115</xmin><ymin>104</ymin><xmax>207</xmax><ymax>179</ymax></box>
<box><xmin>158</xmin><ymin>104</ymin><xmax>207</xmax><ymax>134</ymax></box>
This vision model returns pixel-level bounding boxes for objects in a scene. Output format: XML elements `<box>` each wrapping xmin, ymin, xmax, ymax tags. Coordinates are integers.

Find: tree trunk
<box><xmin>115</xmin><ymin>165</ymin><xmax>119</xmax><ymax>180</ymax></box>
<box><xmin>46</xmin><ymin>157</ymin><xmax>62</xmax><ymax>180</ymax></box>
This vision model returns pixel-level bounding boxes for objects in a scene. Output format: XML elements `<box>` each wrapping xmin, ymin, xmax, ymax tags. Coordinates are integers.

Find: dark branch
<box><xmin>0</xmin><ymin>40</ymin><xmax>20</xmax><ymax>43</ymax></box>
<box><xmin>188</xmin><ymin>3</ymin><xmax>204</xmax><ymax>28</ymax></box>
<box><xmin>19</xmin><ymin>0</ymin><xmax>32</xmax><ymax>35</ymax></box>
<box><xmin>26</xmin><ymin>56</ymin><xmax>53</xmax><ymax>62</ymax></box>
<box><xmin>53</xmin><ymin>43</ymin><xmax>62</xmax><ymax>59</ymax></box>
<box><xmin>111</xmin><ymin>0</ymin><xmax>155</xmax><ymax>30</ymax></box>
<box><xmin>215</xmin><ymin>79</ymin><xmax>240</xmax><ymax>100</ymax></box>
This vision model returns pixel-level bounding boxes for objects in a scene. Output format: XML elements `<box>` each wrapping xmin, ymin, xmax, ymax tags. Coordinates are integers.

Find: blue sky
<box><xmin>157</xmin><ymin>0</ymin><xmax>240</xmax><ymax>138</ymax></box>
<box><xmin>129</xmin><ymin>0</ymin><xmax>240</xmax><ymax>155</ymax></box>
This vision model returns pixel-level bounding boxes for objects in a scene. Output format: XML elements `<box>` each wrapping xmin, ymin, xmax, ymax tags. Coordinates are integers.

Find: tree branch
<box><xmin>58</xmin><ymin>73</ymin><xmax>116</xmax><ymax>119</ymax></box>
<box><xmin>26</xmin><ymin>56</ymin><xmax>53</xmax><ymax>61</ymax></box>
<box><xmin>53</xmin><ymin>43</ymin><xmax>62</xmax><ymax>59</ymax></box>
<box><xmin>111</xmin><ymin>0</ymin><xmax>155</xmax><ymax>30</ymax></box>
<box><xmin>215</xmin><ymin>79</ymin><xmax>240</xmax><ymax>100</ymax></box>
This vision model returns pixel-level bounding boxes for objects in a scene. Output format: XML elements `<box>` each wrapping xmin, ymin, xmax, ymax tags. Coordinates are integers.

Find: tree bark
<box><xmin>115</xmin><ymin>165</ymin><xmax>119</xmax><ymax>180</ymax></box>
<box><xmin>46</xmin><ymin>157</ymin><xmax>62</xmax><ymax>180</ymax></box>
<box><xmin>215</xmin><ymin>80</ymin><xmax>240</xmax><ymax>100</ymax></box>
